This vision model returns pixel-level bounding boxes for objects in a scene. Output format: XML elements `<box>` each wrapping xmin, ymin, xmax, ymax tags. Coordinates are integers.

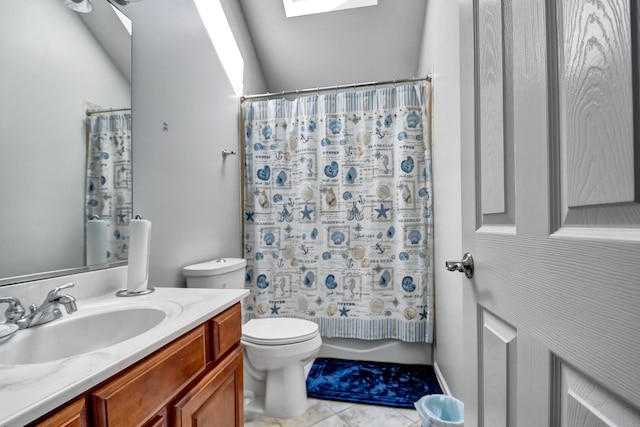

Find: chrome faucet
<box><xmin>0</xmin><ymin>296</ymin><xmax>26</xmax><ymax>324</ymax></box>
<box><xmin>1</xmin><ymin>282</ymin><xmax>77</xmax><ymax>329</ymax></box>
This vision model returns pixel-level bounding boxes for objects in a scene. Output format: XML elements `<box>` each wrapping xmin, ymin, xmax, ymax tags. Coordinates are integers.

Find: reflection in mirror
<box><xmin>0</xmin><ymin>0</ymin><xmax>132</xmax><ymax>285</ymax></box>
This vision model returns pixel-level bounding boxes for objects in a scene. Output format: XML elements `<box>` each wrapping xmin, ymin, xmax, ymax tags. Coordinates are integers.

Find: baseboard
<box><xmin>433</xmin><ymin>359</ymin><xmax>451</xmax><ymax>396</ymax></box>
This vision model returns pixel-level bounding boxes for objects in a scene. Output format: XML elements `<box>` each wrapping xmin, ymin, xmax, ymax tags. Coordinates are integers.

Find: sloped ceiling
<box><xmin>239</xmin><ymin>0</ymin><xmax>427</xmax><ymax>94</ymax></box>
<box><xmin>79</xmin><ymin>1</ymin><xmax>131</xmax><ymax>82</ymax></box>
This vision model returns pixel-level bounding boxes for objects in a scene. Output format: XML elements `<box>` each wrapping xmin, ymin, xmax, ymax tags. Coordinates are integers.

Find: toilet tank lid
<box><xmin>182</xmin><ymin>258</ymin><xmax>246</xmax><ymax>277</ymax></box>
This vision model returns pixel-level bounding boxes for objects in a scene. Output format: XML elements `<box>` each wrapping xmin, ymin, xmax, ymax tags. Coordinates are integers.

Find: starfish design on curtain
<box><xmin>271</xmin><ymin>304</ymin><xmax>280</xmax><ymax>314</ymax></box>
<box><xmin>375</xmin><ymin>203</ymin><xmax>390</xmax><ymax>219</ymax></box>
<box><xmin>301</xmin><ymin>205</ymin><xmax>314</xmax><ymax>220</ymax></box>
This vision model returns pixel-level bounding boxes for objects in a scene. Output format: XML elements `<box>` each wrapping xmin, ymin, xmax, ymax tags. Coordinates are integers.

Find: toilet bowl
<box><xmin>182</xmin><ymin>258</ymin><xmax>322</xmax><ymax>419</ymax></box>
<box><xmin>242</xmin><ymin>317</ymin><xmax>322</xmax><ymax>418</ymax></box>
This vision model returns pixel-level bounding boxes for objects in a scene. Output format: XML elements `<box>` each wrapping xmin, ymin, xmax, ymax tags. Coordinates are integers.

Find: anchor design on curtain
<box><xmin>242</xmin><ymin>83</ymin><xmax>433</xmax><ymax>343</ymax></box>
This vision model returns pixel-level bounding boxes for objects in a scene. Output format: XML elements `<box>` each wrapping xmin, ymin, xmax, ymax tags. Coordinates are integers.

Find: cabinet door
<box><xmin>173</xmin><ymin>345</ymin><xmax>243</xmax><ymax>427</ymax></box>
<box><xmin>32</xmin><ymin>397</ymin><xmax>87</xmax><ymax>427</ymax></box>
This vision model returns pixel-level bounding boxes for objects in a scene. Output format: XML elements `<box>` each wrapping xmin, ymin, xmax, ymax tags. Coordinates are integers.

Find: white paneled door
<box><xmin>459</xmin><ymin>0</ymin><xmax>640</xmax><ymax>426</ymax></box>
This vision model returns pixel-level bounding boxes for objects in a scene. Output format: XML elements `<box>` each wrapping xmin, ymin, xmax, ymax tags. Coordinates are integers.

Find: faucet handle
<box><xmin>0</xmin><ymin>297</ymin><xmax>26</xmax><ymax>322</ymax></box>
<box><xmin>47</xmin><ymin>282</ymin><xmax>75</xmax><ymax>301</ymax></box>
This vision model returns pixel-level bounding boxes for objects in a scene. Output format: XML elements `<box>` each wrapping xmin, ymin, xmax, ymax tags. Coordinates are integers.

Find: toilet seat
<box><xmin>242</xmin><ymin>318</ymin><xmax>319</xmax><ymax>345</ymax></box>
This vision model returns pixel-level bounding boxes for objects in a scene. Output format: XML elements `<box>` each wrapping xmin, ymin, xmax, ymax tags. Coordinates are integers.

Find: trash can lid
<box><xmin>414</xmin><ymin>394</ymin><xmax>464</xmax><ymax>426</ymax></box>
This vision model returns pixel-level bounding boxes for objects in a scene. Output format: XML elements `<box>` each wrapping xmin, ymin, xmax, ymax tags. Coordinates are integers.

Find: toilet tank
<box><xmin>183</xmin><ymin>258</ymin><xmax>246</xmax><ymax>289</ymax></box>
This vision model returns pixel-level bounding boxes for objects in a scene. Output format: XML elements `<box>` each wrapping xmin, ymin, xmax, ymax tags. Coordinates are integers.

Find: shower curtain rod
<box><xmin>85</xmin><ymin>107</ymin><xmax>131</xmax><ymax>116</ymax></box>
<box><xmin>241</xmin><ymin>74</ymin><xmax>432</xmax><ymax>102</ymax></box>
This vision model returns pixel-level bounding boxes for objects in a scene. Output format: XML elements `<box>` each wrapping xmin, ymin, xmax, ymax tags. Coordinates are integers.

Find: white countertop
<box><xmin>0</xmin><ymin>287</ymin><xmax>248</xmax><ymax>427</ymax></box>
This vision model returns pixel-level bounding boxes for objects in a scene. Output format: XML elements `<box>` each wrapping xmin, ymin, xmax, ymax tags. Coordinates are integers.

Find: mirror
<box><xmin>0</xmin><ymin>0</ymin><xmax>132</xmax><ymax>285</ymax></box>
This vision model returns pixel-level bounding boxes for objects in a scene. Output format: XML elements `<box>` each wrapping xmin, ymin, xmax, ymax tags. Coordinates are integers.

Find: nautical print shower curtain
<box><xmin>242</xmin><ymin>83</ymin><xmax>433</xmax><ymax>343</ymax></box>
<box><xmin>85</xmin><ymin>111</ymin><xmax>132</xmax><ymax>262</ymax></box>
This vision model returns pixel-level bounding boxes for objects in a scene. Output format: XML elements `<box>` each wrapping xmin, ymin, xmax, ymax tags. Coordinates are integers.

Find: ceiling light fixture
<box><xmin>110</xmin><ymin>0</ymin><xmax>144</xmax><ymax>5</ymax></box>
<box><xmin>59</xmin><ymin>0</ymin><xmax>93</xmax><ymax>13</ymax></box>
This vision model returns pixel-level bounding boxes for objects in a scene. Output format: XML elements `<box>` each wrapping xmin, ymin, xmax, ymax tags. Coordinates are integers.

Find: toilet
<box><xmin>182</xmin><ymin>258</ymin><xmax>322</xmax><ymax>419</ymax></box>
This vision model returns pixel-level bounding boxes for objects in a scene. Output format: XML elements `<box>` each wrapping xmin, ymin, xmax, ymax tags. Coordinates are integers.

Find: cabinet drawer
<box><xmin>212</xmin><ymin>303</ymin><xmax>241</xmax><ymax>361</ymax></box>
<box><xmin>91</xmin><ymin>326</ymin><xmax>208</xmax><ymax>427</ymax></box>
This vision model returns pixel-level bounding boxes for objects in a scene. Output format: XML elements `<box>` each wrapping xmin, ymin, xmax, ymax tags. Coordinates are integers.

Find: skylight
<box><xmin>282</xmin><ymin>0</ymin><xmax>378</xmax><ymax>18</ymax></box>
<box><xmin>111</xmin><ymin>4</ymin><xmax>132</xmax><ymax>35</ymax></box>
<box><xmin>194</xmin><ymin>0</ymin><xmax>245</xmax><ymax>95</ymax></box>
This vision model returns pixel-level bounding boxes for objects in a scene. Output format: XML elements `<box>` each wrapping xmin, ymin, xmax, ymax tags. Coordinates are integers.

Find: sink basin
<box><xmin>0</xmin><ymin>304</ymin><xmax>175</xmax><ymax>365</ymax></box>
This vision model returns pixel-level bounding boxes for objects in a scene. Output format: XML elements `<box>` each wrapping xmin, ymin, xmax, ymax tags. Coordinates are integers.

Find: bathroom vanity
<box><xmin>0</xmin><ymin>278</ymin><xmax>248</xmax><ymax>427</ymax></box>
<box><xmin>34</xmin><ymin>303</ymin><xmax>242</xmax><ymax>427</ymax></box>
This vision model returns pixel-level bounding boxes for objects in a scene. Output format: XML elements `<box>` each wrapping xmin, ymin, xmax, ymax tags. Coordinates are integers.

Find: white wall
<box><xmin>125</xmin><ymin>0</ymin><xmax>266</xmax><ymax>286</ymax></box>
<box><xmin>0</xmin><ymin>0</ymin><xmax>130</xmax><ymax>278</ymax></box>
<box><xmin>416</xmin><ymin>1</ymin><xmax>465</xmax><ymax>397</ymax></box>
<box><xmin>239</xmin><ymin>0</ymin><xmax>426</xmax><ymax>93</ymax></box>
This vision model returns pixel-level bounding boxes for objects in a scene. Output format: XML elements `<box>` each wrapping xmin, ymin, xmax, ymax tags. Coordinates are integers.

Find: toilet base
<box><xmin>242</xmin><ymin>330</ymin><xmax>322</xmax><ymax>419</ymax></box>
<box><xmin>244</xmin><ymin>395</ymin><xmax>266</xmax><ymax>418</ymax></box>
<box><xmin>264</xmin><ymin>364</ymin><xmax>309</xmax><ymax>418</ymax></box>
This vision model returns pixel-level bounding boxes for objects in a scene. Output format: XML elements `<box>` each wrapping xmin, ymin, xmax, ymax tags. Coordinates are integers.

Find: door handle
<box><xmin>445</xmin><ymin>253</ymin><xmax>474</xmax><ymax>278</ymax></box>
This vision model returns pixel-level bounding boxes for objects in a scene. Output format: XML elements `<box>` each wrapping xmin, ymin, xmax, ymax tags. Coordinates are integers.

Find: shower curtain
<box><xmin>85</xmin><ymin>111</ymin><xmax>132</xmax><ymax>262</ymax></box>
<box><xmin>242</xmin><ymin>83</ymin><xmax>433</xmax><ymax>343</ymax></box>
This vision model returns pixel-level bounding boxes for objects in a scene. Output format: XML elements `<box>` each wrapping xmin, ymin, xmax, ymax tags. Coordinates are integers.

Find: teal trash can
<box><xmin>414</xmin><ymin>394</ymin><xmax>464</xmax><ymax>427</ymax></box>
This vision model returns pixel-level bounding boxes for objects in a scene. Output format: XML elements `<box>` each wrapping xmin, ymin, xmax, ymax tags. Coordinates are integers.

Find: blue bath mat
<box><xmin>306</xmin><ymin>358</ymin><xmax>443</xmax><ymax>408</ymax></box>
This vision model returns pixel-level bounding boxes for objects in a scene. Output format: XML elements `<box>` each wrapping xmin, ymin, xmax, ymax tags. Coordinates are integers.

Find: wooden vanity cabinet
<box><xmin>29</xmin><ymin>303</ymin><xmax>243</xmax><ymax>427</ymax></box>
<box><xmin>172</xmin><ymin>345</ymin><xmax>243</xmax><ymax>427</ymax></box>
<box><xmin>32</xmin><ymin>397</ymin><xmax>87</xmax><ymax>427</ymax></box>
<box><xmin>171</xmin><ymin>299</ymin><xmax>244</xmax><ymax>427</ymax></box>
<box><xmin>142</xmin><ymin>407</ymin><xmax>169</xmax><ymax>427</ymax></box>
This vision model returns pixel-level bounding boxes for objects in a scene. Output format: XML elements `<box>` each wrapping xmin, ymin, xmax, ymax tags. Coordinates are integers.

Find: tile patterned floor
<box><xmin>244</xmin><ymin>399</ymin><xmax>421</xmax><ymax>427</ymax></box>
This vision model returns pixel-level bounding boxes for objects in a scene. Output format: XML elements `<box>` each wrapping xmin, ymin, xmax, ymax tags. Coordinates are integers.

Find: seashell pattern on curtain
<box><xmin>242</xmin><ymin>83</ymin><xmax>433</xmax><ymax>342</ymax></box>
